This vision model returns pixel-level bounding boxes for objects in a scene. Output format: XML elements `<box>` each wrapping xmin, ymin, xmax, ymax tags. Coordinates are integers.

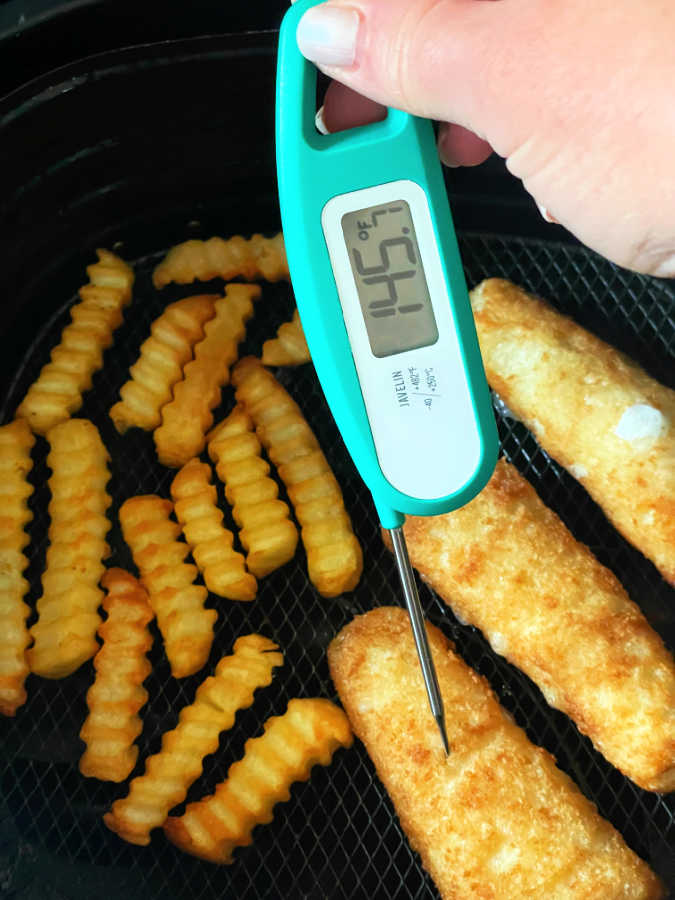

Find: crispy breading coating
<box><xmin>152</xmin><ymin>233</ymin><xmax>288</xmax><ymax>289</ymax></box>
<box><xmin>470</xmin><ymin>278</ymin><xmax>675</xmax><ymax>584</ymax></box>
<box><xmin>109</xmin><ymin>294</ymin><xmax>216</xmax><ymax>434</ymax></box>
<box><xmin>0</xmin><ymin>420</ymin><xmax>35</xmax><ymax>715</ymax></box>
<box><xmin>392</xmin><ymin>459</ymin><xmax>675</xmax><ymax>793</ymax></box>
<box><xmin>163</xmin><ymin>697</ymin><xmax>352</xmax><ymax>864</ymax></box>
<box><xmin>27</xmin><ymin>419</ymin><xmax>110</xmax><ymax>679</ymax></box>
<box><xmin>328</xmin><ymin>608</ymin><xmax>664</xmax><ymax>900</ymax></box>
<box><xmin>119</xmin><ymin>495</ymin><xmax>216</xmax><ymax>678</ymax></box>
<box><xmin>16</xmin><ymin>250</ymin><xmax>134</xmax><ymax>435</ymax></box>
<box><xmin>261</xmin><ymin>309</ymin><xmax>310</xmax><ymax>367</ymax></box>
<box><xmin>79</xmin><ymin>568</ymin><xmax>154</xmax><ymax>782</ymax></box>
<box><xmin>232</xmin><ymin>358</ymin><xmax>362</xmax><ymax>596</ymax></box>
<box><xmin>207</xmin><ymin>405</ymin><xmax>298</xmax><ymax>578</ymax></box>
<box><xmin>104</xmin><ymin>634</ymin><xmax>283</xmax><ymax>846</ymax></box>
<box><xmin>154</xmin><ymin>285</ymin><xmax>259</xmax><ymax>468</ymax></box>
<box><xmin>170</xmin><ymin>459</ymin><xmax>257</xmax><ymax>601</ymax></box>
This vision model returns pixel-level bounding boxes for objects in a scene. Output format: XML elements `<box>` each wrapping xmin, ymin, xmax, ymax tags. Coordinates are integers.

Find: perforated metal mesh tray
<box><xmin>1</xmin><ymin>232</ymin><xmax>673</xmax><ymax>900</ymax></box>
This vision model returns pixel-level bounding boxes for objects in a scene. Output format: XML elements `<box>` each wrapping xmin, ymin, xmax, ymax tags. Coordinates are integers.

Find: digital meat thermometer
<box><xmin>276</xmin><ymin>0</ymin><xmax>498</xmax><ymax>753</ymax></box>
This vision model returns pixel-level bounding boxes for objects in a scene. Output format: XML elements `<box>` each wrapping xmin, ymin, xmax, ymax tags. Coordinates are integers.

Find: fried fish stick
<box><xmin>152</xmin><ymin>232</ymin><xmax>288</xmax><ymax>289</ymax></box>
<box><xmin>79</xmin><ymin>569</ymin><xmax>154</xmax><ymax>782</ymax></box>
<box><xmin>119</xmin><ymin>495</ymin><xmax>216</xmax><ymax>678</ymax></box>
<box><xmin>170</xmin><ymin>459</ymin><xmax>257</xmax><ymax>601</ymax></box>
<box><xmin>207</xmin><ymin>405</ymin><xmax>298</xmax><ymax>578</ymax></box>
<box><xmin>109</xmin><ymin>294</ymin><xmax>216</xmax><ymax>434</ymax></box>
<box><xmin>154</xmin><ymin>285</ymin><xmax>259</xmax><ymax>468</ymax></box>
<box><xmin>163</xmin><ymin>697</ymin><xmax>352</xmax><ymax>864</ymax></box>
<box><xmin>28</xmin><ymin>419</ymin><xmax>111</xmax><ymax>679</ymax></box>
<box><xmin>17</xmin><ymin>250</ymin><xmax>134</xmax><ymax>435</ymax></box>
<box><xmin>261</xmin><ymin>309</ymin><xmax>311</xmax><ymax>367</ymax></box>
<box><xmin>104</xmin><ymin>634</ymin><xmax>282</xmax><ymax>846</ymax></box>
<box><xmin>329</xmin><ymin>607</ymin><xmax>663</xmax><ymax>900</ymax></box>
<box><xmin>0</xmin><ymin>420</ymin><xmax>35</xmax><ymax>716</ymax></box>
<box><xmin>470</xmin><ymin>277</ymin><xmax>675</xmax><ymax>584</ymax></box>
<box><xmin>391</xmin><ymin>459</ymin><xmax>675</xmax><ymax>793</ymax></box>
<box><xmin>232</xmin><ymin>358</ymin><xmax>362</xmax><ymax>596</ymax></box>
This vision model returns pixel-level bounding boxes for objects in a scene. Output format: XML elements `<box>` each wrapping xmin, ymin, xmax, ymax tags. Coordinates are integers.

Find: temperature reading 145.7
<box><xmin>341</xmin><ymin>200</ymin><xmax>439</xmax><ymax>358</ymax></box>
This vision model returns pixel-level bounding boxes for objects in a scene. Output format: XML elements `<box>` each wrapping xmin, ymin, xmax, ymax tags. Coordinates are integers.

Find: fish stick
<box><xmin>170</xmin><ymin>459</ymin><xmax>257</xmax><ymax>601</ymax></box>
<box><xmin>232</xmin><ymin>357</ymin><xmax>362</xmax><ymax>596</ymax></box>
<box><xmin>261</xmin><ymin>309</ymin><xmax>311</xmax><ymax>367</ymax></box>
<box><xmin>470</xmin><ymin>277</ymin><xmax>675</xmax><ymax>584</ymax></box>
<box><xmin>207</xmin><ymin>405</ymin><xmax>298</xmax><ymax>578</ymax></box>
<box><xmin>79</xmin><ymin>568</ymin><xmax>154</xmax><ymax>782</ymax></box>
<box><xmin>109</xmin><ymin>294</ymin><xmax>216</xmax><ymax>434</ymax></box>
<box><xmin>390</xmin><ymin>459</ymin><xmax>675</xmax><ymax>793</ymax></box>
<box><xmin>28</xmin><ymin>419</ymin><xmax>111</xmax><ymax>679</ymax></box>
<box><xmin>104</xmin><ymin>634</ymin><xmax>282</xmax><ymax>846</ymax></box>
<box><xmin>119</xmin><ymin>495</ymin><xmax>216</xmax><ymax>678</ymax></box>
<box><xmin>17</xmin><ymin>250</ymin><xmax>134</xmax><ymax>435</ymax></box>
<box><xmin>152</xmin><ymin>232</ymin><xmax>288</xmax><ymax>289</ymax></box>
<box><xmin>154</xmin><ymin>285</ymin><xmax>259</xmax><ymax>468</ymax></box>
<box><xmin>328</xmin><ymin>607</ymin><xmax>664</xmax><ymax>900</ymax></box>
<box><xmin>163</xmin><ymin>697</ymin><xmax>352</xmax><ymax>864</ymax></box>
<box><xmin>0</xmin><ymin>420</ymin><xmax>35</xmax><ymax>716</ymax></box>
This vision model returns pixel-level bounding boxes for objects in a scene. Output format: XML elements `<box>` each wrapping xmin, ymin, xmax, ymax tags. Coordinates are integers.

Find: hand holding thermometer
<box><xmin>276</xmin><ymin>0</ymin><xmax>498</xmax><ymax>754</ymax></box>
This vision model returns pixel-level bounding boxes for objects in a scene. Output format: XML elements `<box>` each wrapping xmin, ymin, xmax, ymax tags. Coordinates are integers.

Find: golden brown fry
<box><xmin>170</xmin><ymin>459</ymin><xmax>257</xmax><ymax>601</ymax></box>
<box><xmin>119</xmin><ymin>494</ymin><xmax>216</xmax><ymax>678</ymax></box>
<box><xmin>261</xmin><ymin>309</ymin><xmax>311</xmax><ymax>367</ymax></box>
<box><xmin>0</xmin><ymin>420</ymin><xmax>35</xmax><ymax>716</ymax></box>
<box><xmin>109</xmin><ymin>294</ymin><xmax>216</xmax><ymax>434</ymax></box>
<box><xmin>328</xmin><ymin>607</ymin><xmax>663</xmax><ymax>900</ymax></box>
<box><xmin>391</xmin><ymin>458</ymin><xmax>675</xmax><ymax>793</ymax></box>
<box><xmin>471</xmin><ymin>277</ymin><xmax>675</xmax><ymax>584</ymax></box>
<box><xmin>27</xmin><ymin>419</ymin><xmax>110</xmax><ymax>679</ymax></box>
<box><xmin>207</xmin><ymin>405</ymin><xmax>298</xmax><ymax>578</ymax></box>
<box><xmin>232</xmin><ymin>358</ymin><xmax>362</xmax><ymax>596</ymax></box>
<box><xmin>17</xmin><ymin>250</ymin><xmax>134</xmax><ymax>435</ymax></box>
<box><xmin>79</xmin><ymin>568</ymin><xmax>154</xmax><ymax>782</ymax></box>
<box><xmin>152</xmin><ymin>232</ymin><xmax>288</xmax><ymax>289</ymax></box>
<box><xmin>104</xmin><ymin>634</ymin><xmax>283</xmax><ymax>846</ymax></box>
<box><xmin>164</xmin><ymin>697</ymin><xmax>352</xmax><ymax>864</ymax></box>
<box><xmin>154</xmin><ymin>285</ymin><xmax>259</xmax><ymax>468</ymax></box>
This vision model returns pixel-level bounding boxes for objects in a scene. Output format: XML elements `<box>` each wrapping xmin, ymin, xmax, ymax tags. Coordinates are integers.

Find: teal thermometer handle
<box><xmin>276</xmin><ymin>0</ymin><xmax>498</xmax><ymax>529</ymax></box>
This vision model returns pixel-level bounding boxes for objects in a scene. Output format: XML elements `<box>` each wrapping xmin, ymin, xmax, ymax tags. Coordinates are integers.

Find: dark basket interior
<box><xmin>0</xmin><ymin>32</ymin><xmax>674</xmax><ymax>900</ymax></box>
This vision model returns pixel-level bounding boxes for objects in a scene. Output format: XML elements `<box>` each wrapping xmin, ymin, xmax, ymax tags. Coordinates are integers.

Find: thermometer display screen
<box><xmin>341</xmin><ymin>200</ymin><xmax>439</xmax><ymax>358</ymax></box>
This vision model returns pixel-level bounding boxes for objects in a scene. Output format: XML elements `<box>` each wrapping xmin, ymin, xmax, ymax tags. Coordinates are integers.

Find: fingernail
<box><xmin>296</xmin><ymin>5</ymin><xmax>359</xmax><ymax>67</ymax></box>
<box><xmin>315</xmin><ymin>105</ymin><xmax>330</xmax><ymax>135</ymax></box>
<box><xmin>537</xmin><ymin>203</ymin><xmax>558</xmax><ymax>224</ymax></box>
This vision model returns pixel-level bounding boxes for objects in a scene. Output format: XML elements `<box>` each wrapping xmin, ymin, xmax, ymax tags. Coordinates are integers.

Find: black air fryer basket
<box><xmin>1</xmin><ymin>32</ymin><xmax>673</xmax><ymax>900</ymax></box>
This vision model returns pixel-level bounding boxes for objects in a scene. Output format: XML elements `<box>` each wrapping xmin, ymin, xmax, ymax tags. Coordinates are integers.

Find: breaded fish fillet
<box><xmin>391</xmin><ymin>459</ymin><xmax>675</xmax><ymax>793</ymax></box>
<box><xmin>328</xmin><ymin>607</ymin><xmax>663</xmax><ymax>900</ymax></box>
<box><xmin>470</xmin><ymin>277</ymin><xmax>675</xmax><ymax>584</ymax></box>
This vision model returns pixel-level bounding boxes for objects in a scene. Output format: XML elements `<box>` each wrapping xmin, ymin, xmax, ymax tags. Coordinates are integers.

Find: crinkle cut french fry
<box><xmin>17</xmin><ymin>250</ymin><xmax>134</xmax><ymax>435</ymax></box>
<box><xmin>0</xmin><ymin>419</ymin><xmax>35</xmax><ymax>716</ymax></box>
<box><xmin>154</xmin><ymin>285</ymin><xmax>259</xmax><ymax>468</ymax></box>
<box><xmin>109</xmin><ymin>295</ymin><xmax>216</xmax><ymax>434</ymax></box>
<box><xmin>470</xmin><ymin>278</ymin><xmax>675</xmax><ymax>585</ymax></box>
<box><xmin>170</xmin><ymin>459</ymin><xmax>257</xmax><ymax>601</ymax></box>
<box><xmin>328</xmin><ymin>608</ymin><xmax>664</xmax><ymax>900</ymax></box>
<box><xmin>27</xmin><ymin>419</ymin><xmax>110</xmax><ymax>679</ymax></box>
<box><xmin>207</xmin><ymin>406</ymin><xmax>298</xmax><ymax>578</ymax></box>
<box><xmin>119</xmin><ymin>495</ymin><xmax>216</xmax><ymax>678</ymax></box>
<box><xmin>104</xmin><ymin>634</ymin><xmax>283</xmax><ymax>846</ymax></box>
<box><xmin>79</xmin><ymin>568</ymin><xmax>154</xmax><ymax>782</ymax></box>
<box><xmin>232</xmin><ymin>358</ymin><xmax>362</xmax><ymax>596</ymax></box>
<box><xmin>163</xmin><ymin>697</ymin><xmax>352</xmax><ymax>864</ymax></box>
<box><xmin>261</xmin><ymin>309</ymin><xmax>311</xmax><ymax>367</ymax></box>
<box><xmin>152</xmin><ymin>232</ymin><xmax>288</xmax><ymax>289</ymax></box>
<box><xmin>395</xmin><ymin>458</ymin><xmax>675</xmax><ymax>793</ymax></box>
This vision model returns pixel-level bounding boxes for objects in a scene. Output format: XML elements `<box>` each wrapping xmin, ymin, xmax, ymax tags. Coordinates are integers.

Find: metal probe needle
<box><xmin>388</xmin><ymin>526</ymin><xmax>450</xmax><ymax>756</ymax></box>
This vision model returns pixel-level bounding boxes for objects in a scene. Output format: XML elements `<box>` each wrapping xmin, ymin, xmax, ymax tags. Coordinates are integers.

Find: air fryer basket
<box><xmin>1</xmin><ymin>33</ymin><xmax>673</xmax><ymax>900</ymax></box>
